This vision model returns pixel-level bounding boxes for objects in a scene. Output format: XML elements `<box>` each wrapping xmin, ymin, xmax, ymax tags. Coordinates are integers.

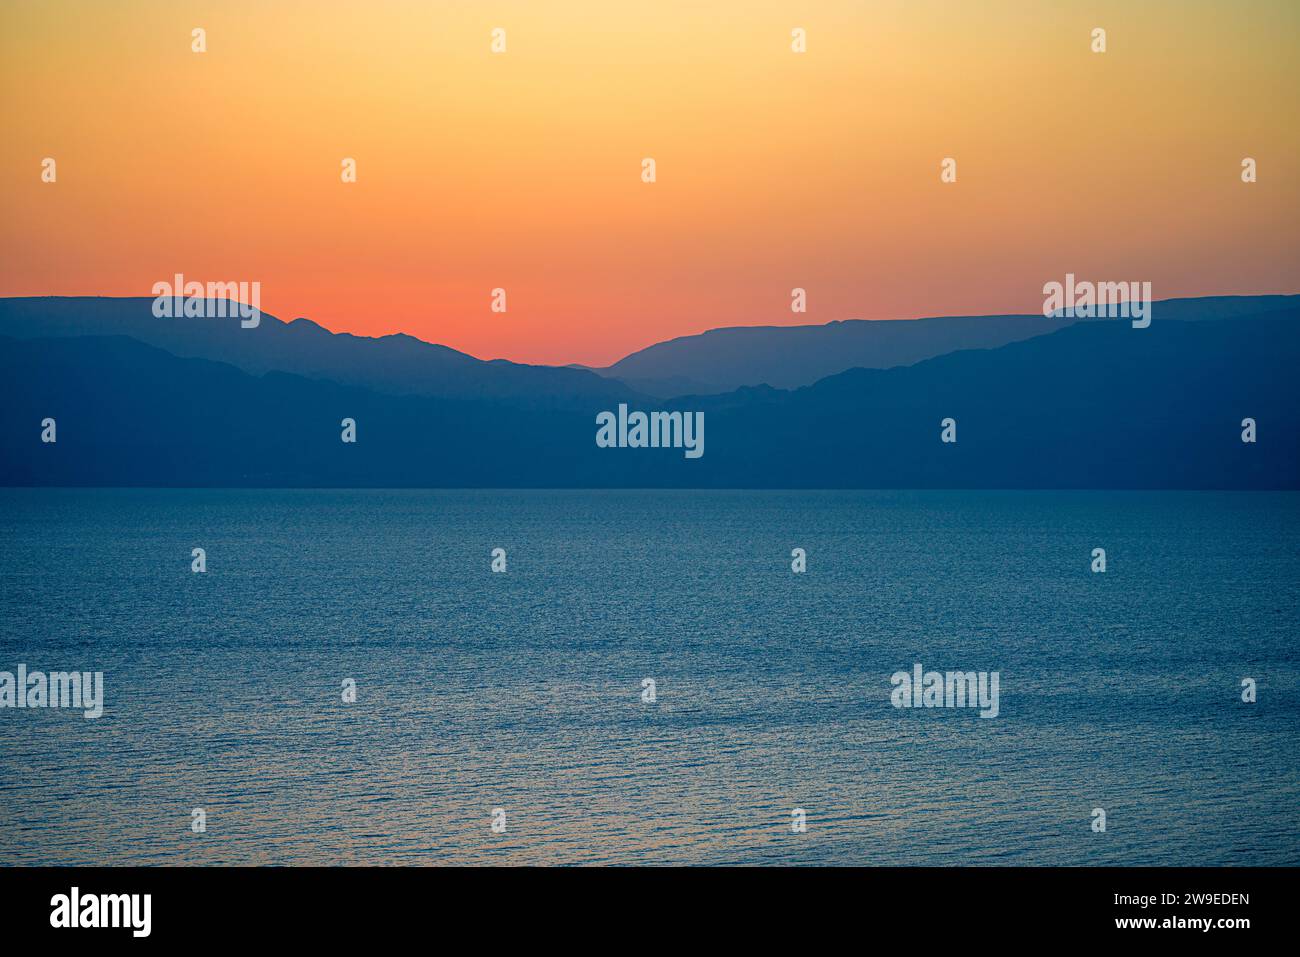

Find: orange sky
<box><xmin>2</xmin><ymin>0</ymin><xmax>1298</xmax><ymax>366</ymax></box>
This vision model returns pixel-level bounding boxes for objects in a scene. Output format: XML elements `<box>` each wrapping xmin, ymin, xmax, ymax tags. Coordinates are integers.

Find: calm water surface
<box><xmin>1</xmin><ymin>489</ymin><xmax>1297</xmax><ymax>865</ymax></box>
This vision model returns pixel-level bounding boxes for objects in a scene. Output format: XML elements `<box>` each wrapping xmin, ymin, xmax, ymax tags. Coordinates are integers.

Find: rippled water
<box><xmin>0</xmin><ymin>489</ymin><xmax>1297</xmax><ymax>865</ymax></box>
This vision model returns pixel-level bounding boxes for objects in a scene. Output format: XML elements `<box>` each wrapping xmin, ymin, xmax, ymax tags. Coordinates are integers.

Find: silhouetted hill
<box><xmin>0</xmin><ymin>297</ymin><xmax>638</xmax><ymax>406</ymax></box>
<box><xmin>3</xmin><ymin>312</ymin><xmax>1296</xmax><ymax>488</ymax></box>
<box><xmin>597</xmin><ymin>296</ymin><xmax>1300</xmax><ymax>395</ymax></box>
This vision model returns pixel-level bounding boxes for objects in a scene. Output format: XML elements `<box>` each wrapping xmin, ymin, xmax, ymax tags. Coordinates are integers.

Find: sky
<box><xmin>2</xmin><ymin>0</ymin><xmax>1298</xmax><ymax>366</ymax></box>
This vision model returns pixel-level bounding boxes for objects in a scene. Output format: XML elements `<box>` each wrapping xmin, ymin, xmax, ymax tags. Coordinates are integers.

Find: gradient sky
<box><xmin>2</xmin><ymin>0</ymin><xmax>1298</xmax><ymax>366</ymax></box>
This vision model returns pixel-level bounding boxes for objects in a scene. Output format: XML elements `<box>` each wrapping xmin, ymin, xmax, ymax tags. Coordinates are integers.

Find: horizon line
<box><xmin>4</xmin><ymin>290</ymin><xmax>1300</xmax><ymax>370</ymax></box>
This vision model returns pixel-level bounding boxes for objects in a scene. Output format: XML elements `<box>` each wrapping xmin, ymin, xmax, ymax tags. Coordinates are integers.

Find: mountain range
<box><xmin>1</xmin><ymin>294</ymin><xmax>1296</xmax><ymax>488</ymax></box>
<box><xmin>0</xmin><ymin>297</ymin><xmax>635</xmax><ymax>406</ymax></box>
<box><xmin>588</xmin><ymin>295</ymin><xmax>1300</xmax><ymax>395</ymax></box>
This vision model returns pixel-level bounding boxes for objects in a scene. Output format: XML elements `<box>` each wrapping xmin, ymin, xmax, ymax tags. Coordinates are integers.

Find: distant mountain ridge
<box><xmin>594</xmin><ymin>295</ymin><xmax>1300</xmax><ymax>395</ymax></box>
<box><xmin>0</xmin><ymin>297</ymin><xmax>639</xmax><ymax>406</ymax></box>
<box><xmin>5</xmin><ymin>294</ymin><xmax>1296</xmax><ymax>403</ymax></box>
<box><xmin>3</xmin><ymin>308</ymin><xmax>1297</xmax><ymax>488</ymax></box>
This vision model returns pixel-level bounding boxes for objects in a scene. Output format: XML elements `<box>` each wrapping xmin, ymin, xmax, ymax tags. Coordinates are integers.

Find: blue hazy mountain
<box><xmin>0</xmin><ymin>296</ymin><xmax>638</xmax><ymax>405</ymax></box>
<box><xmin>3</xmin><ymin>309</ymin><xmax>1296</xmax><ymax>488</ymax></box>
<box><xmin>595</xmin><ymin>296</ymin><xmax>1300</xmax><ymax>395</ymax></box>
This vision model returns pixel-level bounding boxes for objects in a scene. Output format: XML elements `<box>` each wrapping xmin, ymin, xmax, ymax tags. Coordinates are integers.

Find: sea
<box><xmin>1</xmin><ymin>488</ymin><xmax>1297</xmax><ymax>865</ymax></box>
